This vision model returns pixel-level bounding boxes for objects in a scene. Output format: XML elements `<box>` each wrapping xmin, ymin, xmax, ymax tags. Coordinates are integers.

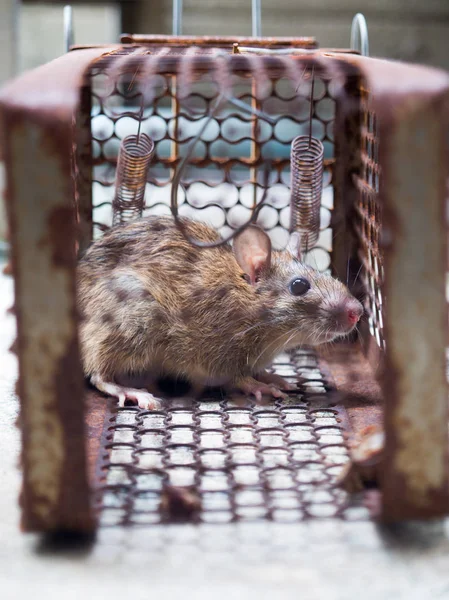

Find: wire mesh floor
<box><xmin>97</xmin><ymin>348</ymin><xmax>368</xmax><ymax>525</ymax></box>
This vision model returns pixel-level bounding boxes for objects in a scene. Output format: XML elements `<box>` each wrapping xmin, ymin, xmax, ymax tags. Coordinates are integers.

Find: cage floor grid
<box><xmin>97</xmin><ymin>348</ymin><xmax>368</xmax><ymax>525</ymax></box>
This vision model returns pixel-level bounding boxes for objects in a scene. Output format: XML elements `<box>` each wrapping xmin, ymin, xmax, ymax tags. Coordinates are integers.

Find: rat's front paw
<box><xmin>234</xmin><ymin>376</ymin><xmax>287</xmax><ymax>402</ymax></box>
<box><xmin>253</xmin><ymin>370</ymin><xmax>297</xmax><ymax>391</ymax></box>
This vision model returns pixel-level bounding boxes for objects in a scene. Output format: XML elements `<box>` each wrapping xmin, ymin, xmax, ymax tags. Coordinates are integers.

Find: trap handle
<box><xmin>172</xmin><ymin>0</ymin><xmax>262</xmax><ymax>36</ymax></box>
<box><xmin>350</xmin><ymin>13</ymin><xmax>369</xmax><ymax>57</ymax></box>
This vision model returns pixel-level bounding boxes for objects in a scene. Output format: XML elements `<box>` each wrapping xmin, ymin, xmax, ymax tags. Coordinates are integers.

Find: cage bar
<box><xmin>371</xmin><ymin>61</ymin><xmax>449</xmax><ymax>520</ymax></box>
<box><xmin>0</xmin><ymin>48</ymin><xmax>111</xmax><ymax>532</ymax></box>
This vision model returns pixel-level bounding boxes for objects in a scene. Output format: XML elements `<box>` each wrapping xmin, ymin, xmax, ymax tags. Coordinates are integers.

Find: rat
<box><xmin>77</xmin><ymin>216</ymin><xmax>363</xmax><ymax>409</ymax></box>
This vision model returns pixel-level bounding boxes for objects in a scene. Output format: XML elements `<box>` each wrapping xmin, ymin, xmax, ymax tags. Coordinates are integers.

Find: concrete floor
<box><xmin>2</xmin><ymin>263</ymin><xmax>449</xmax><ymax>600</ymax></box>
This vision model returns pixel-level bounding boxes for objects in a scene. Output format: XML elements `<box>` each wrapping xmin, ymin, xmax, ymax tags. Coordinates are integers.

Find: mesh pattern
<box><xmin>353</xmin><ymin>88</ymin><xmax>384</xmax><ymax>350</ymax></box>
<box><xmin>97</xmin><ymin>349</ymin><xmax>367</xmax><ymax>525</ymax></box>
<box><xmin>89</xmin><ymin>50</ymin><xmax>335</xmax><ymax>271</ymax></box>
<box><xmin>87</xmin><ymin>50</ymin><xmax>368</xmax><ymax>526</ymax></box>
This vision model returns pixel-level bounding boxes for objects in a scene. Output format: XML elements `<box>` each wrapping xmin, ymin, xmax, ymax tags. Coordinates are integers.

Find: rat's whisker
<box><xmin>352</xmin><ymin>262</ymin><xmax>364</xmax><ymax>287</ymax></box>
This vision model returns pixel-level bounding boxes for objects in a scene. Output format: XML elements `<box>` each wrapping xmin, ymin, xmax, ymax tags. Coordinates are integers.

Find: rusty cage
<box><xmin>1</xmin><ymin>30</ymin><xmax>449</xmax><ymax>532</ymax></box>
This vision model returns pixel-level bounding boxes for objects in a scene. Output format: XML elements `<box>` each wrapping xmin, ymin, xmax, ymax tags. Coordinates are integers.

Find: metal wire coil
<box><xmin>112</xmin><ymin>134</ymin><xmax>155</xmax><ymax>225</ymax></box>
<box><xmin>289</xmin><ymin>135</ymin><xmax>324</xmax><ymax>250</ymax></box>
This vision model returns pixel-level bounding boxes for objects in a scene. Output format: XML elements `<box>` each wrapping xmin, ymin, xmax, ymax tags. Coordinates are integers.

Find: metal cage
<box><xmin>0</xmin><ymin>32</ymin><xmax>448</xmax><ymax>532</ymax></box>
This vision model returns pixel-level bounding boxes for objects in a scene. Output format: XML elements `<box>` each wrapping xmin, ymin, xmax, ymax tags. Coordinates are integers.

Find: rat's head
<box><xmin>233</xmin><ymin>226</ymin><xmax>363</xmax><ymax>347</ymax></box>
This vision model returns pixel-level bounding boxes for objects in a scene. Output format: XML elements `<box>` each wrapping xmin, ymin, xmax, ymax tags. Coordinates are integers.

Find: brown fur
<box><xmin>77</xmin><ymin>216</ymin><xmax>362</xmax><ymax>388</ymax></box>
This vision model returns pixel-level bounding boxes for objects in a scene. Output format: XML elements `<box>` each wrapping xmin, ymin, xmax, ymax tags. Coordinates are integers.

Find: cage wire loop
<box><xmin>350</xmin><ymin>13</ymin><xmax>369</xmax><ymax>57</ymax></box>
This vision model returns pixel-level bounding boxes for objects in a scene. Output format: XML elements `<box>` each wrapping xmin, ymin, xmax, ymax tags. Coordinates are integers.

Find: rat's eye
<box><xmin>289</xmin><ymin>277</ymin><xmax>310</xmax><ymax>296</ymax></box>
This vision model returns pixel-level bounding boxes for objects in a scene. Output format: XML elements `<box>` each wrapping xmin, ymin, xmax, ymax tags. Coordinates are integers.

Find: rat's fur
<box><xmin>77</xmin><ymin>216</ymin><xmax>362</xmax><ymax>405</ymax></box>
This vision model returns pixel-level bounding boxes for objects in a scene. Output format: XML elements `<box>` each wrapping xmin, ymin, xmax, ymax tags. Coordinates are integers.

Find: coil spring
<box><xmin>112</xmin><ymin>134</ymin><xmax>154</xmax><ymax>225</ymax></box>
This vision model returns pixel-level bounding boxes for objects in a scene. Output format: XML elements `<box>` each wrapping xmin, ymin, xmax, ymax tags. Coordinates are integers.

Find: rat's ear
<box><xmin>233</xmin><ymin>225</ymin><xmax>271</xmax><ymax>285</ymax></box>
<box><xmin>286</xmin><ymin>231</ymin><xmax>302</xmax><ymax>261</ymax></box>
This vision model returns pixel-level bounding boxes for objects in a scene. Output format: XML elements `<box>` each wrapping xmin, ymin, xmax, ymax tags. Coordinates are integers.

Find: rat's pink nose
<box><xmin>331</xmin><ymin>299</ymin><xmax>363</xmax><ymax>331</ymax></box>
<box><xmin>347</xmin><ymin>309</ymin><xmax>361</xmax><ymax>325</ymax></box>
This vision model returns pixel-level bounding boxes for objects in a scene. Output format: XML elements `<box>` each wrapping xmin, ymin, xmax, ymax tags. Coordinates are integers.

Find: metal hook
<box><xmin>63</xmin><ymin>5</ymin><xmax>74</xmax><ymax>53</ymax></box>
<box><xmin>350</xmin><ymin>13</ymin><xmax>369</xmax><ymax>57</ymax></box>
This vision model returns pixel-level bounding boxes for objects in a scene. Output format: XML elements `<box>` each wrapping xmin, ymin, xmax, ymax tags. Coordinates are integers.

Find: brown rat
<box><xmin>77</xmin><ymin>216</ymin><xmax>363</xmax><ymax>409</ymax></box>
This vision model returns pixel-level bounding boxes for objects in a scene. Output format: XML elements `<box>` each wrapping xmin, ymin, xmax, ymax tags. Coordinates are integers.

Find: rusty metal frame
<box><xmin>0</xmin><ymin>48</ymin><xmax>114</xmax><ymax>532</ymax></box>
<box><xmin>376</xmin><ymin>62</ymin><xmax>449</xmax><ymax>520</ymax></box>
<box><xmin>120</xmin><ymin>34</ymin><xmax>317</xmax><ymax>48</ymax></box>
<box><xmin>334</xmin><ymin>54</ymin><xmax>449</xmax><ymax>520</ymax></box>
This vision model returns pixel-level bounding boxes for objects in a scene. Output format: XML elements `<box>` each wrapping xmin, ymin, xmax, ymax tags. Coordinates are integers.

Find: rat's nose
<box><xmin>331</xmin><ymin>298</ymin><xmax>363</xmax><ymax>331</ymax></box>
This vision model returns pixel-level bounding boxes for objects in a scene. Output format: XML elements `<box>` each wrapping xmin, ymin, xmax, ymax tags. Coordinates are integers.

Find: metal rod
<box><xmin>9</xmin><ymin>0</ymin><xmax>19</xmax><ymax>76</ymax></box>
<box><xmin>170</xmin><ymin>77</ymin><xmax>180</xmax><ymax>203</ymax></box>
<box><xmin>350</xmin><ymin>13</ymin><xmax>369</xmax><ymax>57</ymax></box>
<box><xmin>173</xmin><ymin>0</ymin><xmax>183</xmax><ymax>36</ymax></box>
<box><xmin>237</xmin><ymin>46</ymin><xmax>314</xmax><ymax>55</ymax></box>
<box><xmin>309</xmin><ymin>66</ymin><xmax>314</xmax><ymax>148</ymax></box>
<box><xmin>250</xmin><ymin>78</ymin><xmax>259</xmax><ymax>211</ymax></box>
<box><xmin>252</xmin><ymin>0</ymin><xmax>262</xmax><ymax>37</ymax></box>
<box><xmin>63</xmin><ymin>5</ymin><xmax>74</xmax><ymax>53</ymax></box>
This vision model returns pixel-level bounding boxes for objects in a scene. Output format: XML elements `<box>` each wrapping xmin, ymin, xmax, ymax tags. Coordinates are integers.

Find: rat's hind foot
<box><xmin>120</xmin><ymin>388</ymin><xmax>161</xmax><ymax>410</ymax></box>
<box><xmin>91</xmin><ymin>374</ymin><xmax>161</xmax><ymax>410</ymax></box>
<box><xmin>253</xmin><ymin>370</ymin><xmax>297</xmax><ymax>391</ymax></box>
<box><xmin>233</xmin><ymin>376</ymin><xmax>287</xmax><ymax>403</ymax></box>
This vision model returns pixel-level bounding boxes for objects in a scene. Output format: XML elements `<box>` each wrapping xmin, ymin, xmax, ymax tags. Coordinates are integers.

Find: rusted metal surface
<box><xmin>96</xmin><ymin>349</ymin><xmax>367</xmax><ymax>525</ymax></box>
<box><xmin>0</xmin><ymin>47</ymin><xmax>114</xmax><ymax>532</ymax></box>
<box><xmin>120</xmin><ymin>34</ymin><xmax>318</xmax><ymax>49</ymax></box>
<box><xmin>330</xmin><ymin>67</ymin><xmax>362</xmax><ymax>284</ymax></box>
<box><xmin>334</xmin><ymin>54</ymin><xmax>449</xmax><ymax>520</ymax></box>
<box><xmin>353</xmin><ymin>88</ymin><xmax>385</xmax><ymax>366</ymax></box>
<box><xmin>379</xmin><ymin>80</ymin><xmax>449</xmax><ymax>520</ymax></box>
<box><xmin>85</xmin><ymin>390</ymin><xmax>110</xmax><ymax>487</ymax></box>
<box><xmin>318</xmin><ymin>343</ymin><xmax>383</xmax><ymax>436</ymax></box>
<box><xmin>338</xmin><ymin>425</ymin><xmax>384</xmax><ymax>493</ymax></box>
<box><xmin>75</xmin><ymin>83</ymin><xmax>94</xmax><ymax>256</ymax></box>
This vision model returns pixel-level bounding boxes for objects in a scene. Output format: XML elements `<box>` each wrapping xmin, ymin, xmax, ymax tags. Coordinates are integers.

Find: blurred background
<box><xmin>2</xmin><ymin>0</ymin><xmax>448</xmax><ymax>80</ymax></box>
<box><xmin>0</xmin><ymin>0</ymin><xmax>448</xmax><ymax>241</ymax></box>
